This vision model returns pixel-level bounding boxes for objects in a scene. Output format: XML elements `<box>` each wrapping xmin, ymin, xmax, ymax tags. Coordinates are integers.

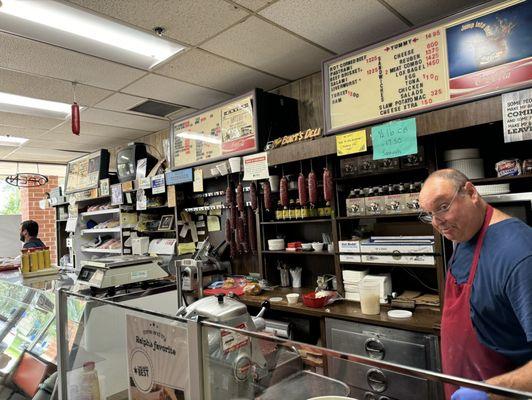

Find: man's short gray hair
<box><xmin>424</xmin><ymin>168</ymin><xmax>469</xmax><ymax>191</ymax></box>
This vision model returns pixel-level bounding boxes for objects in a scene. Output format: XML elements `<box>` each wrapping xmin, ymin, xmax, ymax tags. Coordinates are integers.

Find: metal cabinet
<box><xmin>325</xmin><ymin>318</ymin><xmax>442</xmax><ymax>400</ymax></box>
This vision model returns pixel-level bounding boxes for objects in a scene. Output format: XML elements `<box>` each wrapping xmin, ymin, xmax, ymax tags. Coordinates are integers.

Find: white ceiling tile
<box><xmin>122</xmin><ymin>74</ymin><xmax>231</xmax><ymax>109</ymax></box>
<box><xmin>94</xmin><ymin>93</ymin><xmax>147</xmax><ymax>113</ymax></box>
<box><xmin>4</xmin><ymin>147</ymin><xmax>85</xmax><ymax>163</ymax></box>
<box><xmin>201</xmin><ymin>16</ymin><xmax>333</xmax><ymax>80</ymax></box>
<box><xmin>30</xmin><ymin>135</ymin><xmax>127</xmax><ymax>152</ymax></box>
<box><xmin>0</xmin><ymin>111</ymin><xmax>64</xmax><ymax>130</ymax></box>
<box><xmin>0</xmin><ymin>145</ymin><xmax>16</xmax><ymax>158</ymax></box>
<box><xmin>78</xmin><ymin>108</ymin><xmax>169</xmax><ymax>131</ymax></box>
<box><xmin>48</xmin><ymin>121</ymin><xmax>150</xmax><ymax>139</ymax></box>
<box><xmin>155</xmin><ymin>49</ymin><xmax>287</xmax><ymax>94</ymax></box>
<box><xmin>0</xmin><ymin>125</ymin><xmax>48</xmax><ymax>139</ymax></box>
<box><xmin>260</xmin><ymin>0</ymin><xmax>408</xmax><ymax>54</ymax></box>
<box><xmin>67</xmin><ymin>0</ymin><xmax>249</xmax><ymax>46</ymax></box>
<box><xmin>386</xmin><ymin>0</ymin><xmax>490</xmax><ymax>25</ymax></box>
<box><xmin>232</xmin><ymin>0</ymin><xmax>276</xmax><ymax>11</ymax></box>
<box><xmin>0</xmin><ymin>31</ymin><xmax>145</xmax><ymax>90</ymax></box>
<box><xmin>0</xmin><ymin>68</ymin><xmax>112</xmax><ymax>107</ymax></box>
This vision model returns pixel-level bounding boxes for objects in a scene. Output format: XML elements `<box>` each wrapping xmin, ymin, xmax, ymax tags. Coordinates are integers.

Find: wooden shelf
<box><xmin>239</xmin><ymin>286</ymin><xmax>441</xmax><ymax>334</ymax></box>
<box><xmin>81</xmin><ymin>208</ymin><xmax>120</xmax><ymax>217</ymax></box>
<box><xmin>335</xmin><ymin>166</ymin><xmax>428</xmax><ymax>182</ymax></box>
<box><xmin>262</xmin><ymin>250</ymin><xmax>334</xmax><ymax>256</ymax></box>
<box><xmin>470</xmin><ymin>174</ymin><xmax>532</xmax><ymax>185</ymax></box>
<box><xmin>336</xmin><ymin>213</ymin><xmax>420</xmax><ymax>221</ymax></box>
<box><xmin>261</xmin><ymin>218</ymin><xmax>332</xmax><ymax>225</ymax></box>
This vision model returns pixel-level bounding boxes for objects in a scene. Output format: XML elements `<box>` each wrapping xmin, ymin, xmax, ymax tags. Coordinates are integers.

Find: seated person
<box><xmin>20</xmin><ymin>220</ymin><xmax>45</xmax><ymax>249</ymax></box>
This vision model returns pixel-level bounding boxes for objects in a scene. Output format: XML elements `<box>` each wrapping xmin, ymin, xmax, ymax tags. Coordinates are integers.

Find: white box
<box><xmin>338</xmin><ymin>240</ymin><xmax>361</xmax><ymax>253</ymax></box>
<box><xmin>361</xmin><ymin>254</ymin><xmax>435</xmax><ymax>265</ymax></box>
<box><xmin>148</xmin><ymin>239</ymin><xmax>177</xmax><ymax>255</ymax></box>
<box><xmin>339</xmin><ymin>254</ymin><xmax>362</xmax><ymax>263</ymax></box>
<box><xmin>132</xmin><ymin>237</ymin><xmax>150</xmax><ymax>255</ymax></box>
<box><xmin>360</xmin><ymin>239</ymin><xmax>434</xmax><ymax>254</ymax></box>
<box><xmin>343</xmin><ymin>283</ymin><xmax>360</xmax><ymax>292</ymax></box>
<box><xmin>342</xmin><ymin>269</ymin><xmax>368</xmax><ymax>282</ymax></box>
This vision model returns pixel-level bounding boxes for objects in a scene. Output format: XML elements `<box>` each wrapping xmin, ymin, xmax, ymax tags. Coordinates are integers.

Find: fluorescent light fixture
<box><xmin>177</xmin><ymin>131</ymin><xmax>221</xmax><ymax>145</ymax></box>
<box><xmin>0</xmin><ymin>91</ymin><xmax>72</xmax><ymax>119</ymax></box>
<box><xmin>0</xmin><ymin>0</ymin><xmax>185</xmax><ymax>69</ymax></box>
<box><xmin>0</xmin><ymin>135</ymin><xmax>28</xmax><ymax>146</ymax></box>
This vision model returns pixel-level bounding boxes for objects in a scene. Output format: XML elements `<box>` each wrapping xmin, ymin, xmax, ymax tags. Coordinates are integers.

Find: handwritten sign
<box><xmin>503</xmin><ymin>88</ymin><xmax>532</xmax><ymax>143</ymax></box>
<box><xmin>336</xmin><ymin>130</ymin><xmax>367</xmax><ymax>156</ymax></box>
<box><xmin>372</xmin><ymin>118</ymin><xmax>417</xmax><ymax>160</ymax></box>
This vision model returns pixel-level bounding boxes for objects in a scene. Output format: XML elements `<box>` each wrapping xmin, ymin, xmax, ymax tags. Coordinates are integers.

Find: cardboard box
<box><xmin>361</xmin><ymin>254</ymin><xmax>435</xmax><ymax>265</ymax></box>
<box><xmin>338</xmin><ymin>240</ymin><xmax>361</xmax><ymax>253</ymax></box>
<box><xmin>339</xmin><ymin>254</ymin><xmax>362</xmax><ymax>263</ymax></box>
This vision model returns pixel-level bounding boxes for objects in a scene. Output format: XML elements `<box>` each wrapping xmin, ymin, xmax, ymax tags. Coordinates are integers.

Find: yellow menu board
<box><xmin>65</xmin><ymin>151</ymin><xmax>106</xmax><ymax>194</ymax></box>
<box><xmin>328</xmin><ymin>26</ymin><xmax>449</xmax><ymax>132</ymax></box>
<box><xmin>325</xmin><ymin>0</ymin><xmax>532</xmax><ymax>133</ymax></box>
<box><xmin>172</xmin><ymin>94</ymin><xmax>256</xmax><ymax>169</ymax></box>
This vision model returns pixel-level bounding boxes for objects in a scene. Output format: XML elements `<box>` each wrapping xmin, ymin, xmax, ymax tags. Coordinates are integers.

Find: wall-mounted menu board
<box><xmin>171</xmin><ymin>91</ymin><xmax>258</xmax><ymax>170</ymax></box>
<box><xmin>65</xmin><ymin>150</ymin><xmax>110</xmax><ymax>194</ymax></box>
<box><xmin>324</xmin><ymin>0</ymin><xmax>532</xmax><ymax>134</ymax></box>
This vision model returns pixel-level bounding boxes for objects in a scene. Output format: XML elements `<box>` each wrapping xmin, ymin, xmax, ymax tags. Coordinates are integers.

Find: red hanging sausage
<box><xmin>225</xmin><ymin>217</ymin><xmax>232</xmax><ymax>244</ymax></box>
<box><xmin>263</xmin><ymin>181</ymin><xmax>272</xmax><ymax>211</ymax></box>
<box><xmin>225</xmin><ymin>182</ymin><xmax>234</xmax><ymax>206</ymax></box>
<box><xmin>298</xmin><ymin>173</ymin><xmax>308</xmax><ymax>206</ymax></box>
<box><xmin>71</xmin><ymin>103</ymin><xmax>80</xmax><ymax>135</ymax></box>
<box><xmin>250</xmin><ymin>182</ymin><xmax>258</xmax><ymax>211</ymax></box>
<box><xmin>230</xmin><ymin>235</ymin><xmax>237</xmax><ymax>259</ymax></box>
<box><xmin>236</xmin><ymin>182</ymin><xmax>244</xmax><ymax>212</ymax></box>
<box><xmin>240</xmin><ymin>215</ymin><xmax>249</xmax><ymax>254</ymax></box>
<box><xmin>323</xmin><ymin>168</ymin><xmax>333</xmax><ymax>203</ymax></box>
<box><xmin>280</xmin><ymin>176</ymin><xmax>289</xmax><ymax>207</ymax></box>
<box><xmin>308</xmin><ymin>171</ymin><xmax>318</xmax><ymax>206</ymax></box>
<box><xmin>230</xmin><ymin>204</ymin><xmax>237</xmax><ymax>230</ymax></box>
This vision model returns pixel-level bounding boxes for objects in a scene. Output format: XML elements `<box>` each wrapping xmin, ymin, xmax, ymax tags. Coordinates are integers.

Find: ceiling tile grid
<box><xmin>259</xmin><ymin>0</ymin><xmax>409</xmax><ymax>54</ymax></box>
<box><xmin>47</xmin><ymin>120</ymin><xmax>151</xmax><ymax>139</ymax></box>
<box><xmin>122</xmin><ymin>73</ymin><xmax>232</xmax><ymax>109</ymax></box>
<box><xmin>79</xmin><ymin>108</ymin><xmax>169</xmax><ymax>131</ymax></box>
<box><xmin>0</xmin><ymin>111</ymin><xmax>64</xmax><ymax>130</ymax></box>
<box><xmin>66</xmin><ymin>0</ymin><xmax>250</xmax><ymax>46</ymax></box>
<box><xmin>0</xmin><ymin>31</ymin><xmax>146</xmax><ymax>90</ymax></box>
<box><xmin>201</xmin><ymin>16</ymin><xmax>334</xmax><ymax>80</ymax></box>
<box><xmin>155</xmin><ymin>48</ymin><xmax>287</xmax><ymax>94</ymax></box>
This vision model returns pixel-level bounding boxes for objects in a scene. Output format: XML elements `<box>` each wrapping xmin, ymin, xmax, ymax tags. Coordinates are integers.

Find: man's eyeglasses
<box><xmin>419</xmin><ymin>187</ymin><xmax>463</xmax><ymax>224</ymax></box>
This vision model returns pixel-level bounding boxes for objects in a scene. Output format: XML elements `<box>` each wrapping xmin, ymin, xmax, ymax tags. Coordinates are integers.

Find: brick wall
<box><xmin>20</xmin><ymin>176</ymin><xmax>58</xmax><ymax>263</ymax></box>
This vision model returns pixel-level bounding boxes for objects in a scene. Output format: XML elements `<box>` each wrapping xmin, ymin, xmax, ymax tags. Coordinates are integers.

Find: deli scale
<box><xmin>78</xmin><ymin>255</ymin><xmax>168</xmax><ymax>291</ymax></box>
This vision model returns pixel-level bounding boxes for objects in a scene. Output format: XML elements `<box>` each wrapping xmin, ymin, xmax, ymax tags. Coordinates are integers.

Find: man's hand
<box><xmin>451</xmin><ymin>387</ymin><xmax>489</xmax><ymax>400</ymax></box>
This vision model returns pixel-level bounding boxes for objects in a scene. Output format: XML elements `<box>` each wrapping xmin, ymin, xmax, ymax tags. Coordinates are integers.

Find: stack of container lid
<box><xmin>444</xmin><ymin>148</ymin><xmax>485</xmax><ymax>179</ymax></box>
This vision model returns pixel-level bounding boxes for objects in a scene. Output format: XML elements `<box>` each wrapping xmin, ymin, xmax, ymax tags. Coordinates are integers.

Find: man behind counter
<box><xmin>419</xmin><ymin>169</ymin><xmax>532</xmax><ymax>400</ymax></box>
<box><xmin>20</xmin><ymin>220</ymin><xmax>46</xmax><ymax>249</ymax></box>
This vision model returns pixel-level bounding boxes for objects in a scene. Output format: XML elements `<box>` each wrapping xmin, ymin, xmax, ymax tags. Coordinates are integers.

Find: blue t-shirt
<box><xmin>450</xmin><ymin>218</ymin><xmax>532</xmax><ymax>366</ymax></box>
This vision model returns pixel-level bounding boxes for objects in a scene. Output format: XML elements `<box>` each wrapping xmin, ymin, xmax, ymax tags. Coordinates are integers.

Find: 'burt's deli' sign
<box><xmin>269</xmin><ymin>128</ymin><xmax>322</xmax><ymax>149</ymax></box>
<box><xmin>324</xmin><ymin>0</ymin><xmax>532</xmax><ymax>134</ymax></box>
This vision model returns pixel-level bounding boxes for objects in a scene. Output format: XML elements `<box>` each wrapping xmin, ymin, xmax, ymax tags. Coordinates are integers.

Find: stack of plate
<box><xmin>475</xmin><ymin>184</ymin><xmax>510</xmax><ymax>196</ymax></box>
<box><xmin>444</xmin><ymin>148</ymin><xmax>485</xmax><ymax>179</ymax></box>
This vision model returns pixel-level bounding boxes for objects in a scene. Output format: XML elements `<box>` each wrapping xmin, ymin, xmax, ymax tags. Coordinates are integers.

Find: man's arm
<box><xmin>486</xmin><ymin>361</ymin><xmax>532</xmax><ymax>399</ymax></box>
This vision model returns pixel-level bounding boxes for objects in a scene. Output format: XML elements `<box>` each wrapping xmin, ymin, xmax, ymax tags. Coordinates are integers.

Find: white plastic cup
<box><xmin>228</xmin><ymin>157</ymin><xmax>241</xmax><ymax>173</ymax></box>
<box><xmin>286</xmin><ymin>293</ymin><xmax>299</xmax><ymax>304</ymax></box>
<box><xmin>269</xmin><ymin>175</ymin><xmax>280</xmax><ymax>192</ymax></box>
<box><xmin>359</xmin><ymin>280</ymin><xmax>381</xmax><ymax>315</ymax></box>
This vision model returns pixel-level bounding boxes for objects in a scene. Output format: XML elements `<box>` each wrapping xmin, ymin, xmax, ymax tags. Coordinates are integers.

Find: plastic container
<box><xmin>43</xmin><ymin>247</ymin><xmax>51</xmax><ymax>268</ymax></box>
<box><xmin>359</xmin><ymin>280</ymin><xmax>381</xmax><ymax>315</ymax></box>
<box><xmin>286</xmin><ymin>293</ymin><xmax>299</xmax><ymax>304</ymax></box>
<box><xmin>29</xmin><ymin>249</ymin><xmax>38</xmax><ymax>272</ymax></box>
<box><xmin>268</xmin><ymin>239</ymin><xmax>285</xmax><ymax>251</ymax></box>
<box><xmin>303</xmin><ymin>292</ymin><xmax>331</xmax><ymax>308</ymax></box>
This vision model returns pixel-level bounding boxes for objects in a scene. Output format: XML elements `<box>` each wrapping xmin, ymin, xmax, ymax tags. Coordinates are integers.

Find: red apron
<box><xmin>441</xmin><ymin>205</ymin><xmax>515</xmax><ymax>399</ymax></box>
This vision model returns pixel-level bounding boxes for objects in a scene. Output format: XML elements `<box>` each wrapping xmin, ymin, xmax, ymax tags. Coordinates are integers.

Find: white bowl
<box><xmin>312</xmin><ymin>242</ymin><xmax>323</xmax><ymax>252</ymax></box>
<box><xmin>286</xmin><ymin>293</ymin><xmax>299</xmax><ymax>304</ymax></box>
<box><xmin>268</xmin><ymin>239</ymin><xmax>285</xmax><ymax>251</ymax></box>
